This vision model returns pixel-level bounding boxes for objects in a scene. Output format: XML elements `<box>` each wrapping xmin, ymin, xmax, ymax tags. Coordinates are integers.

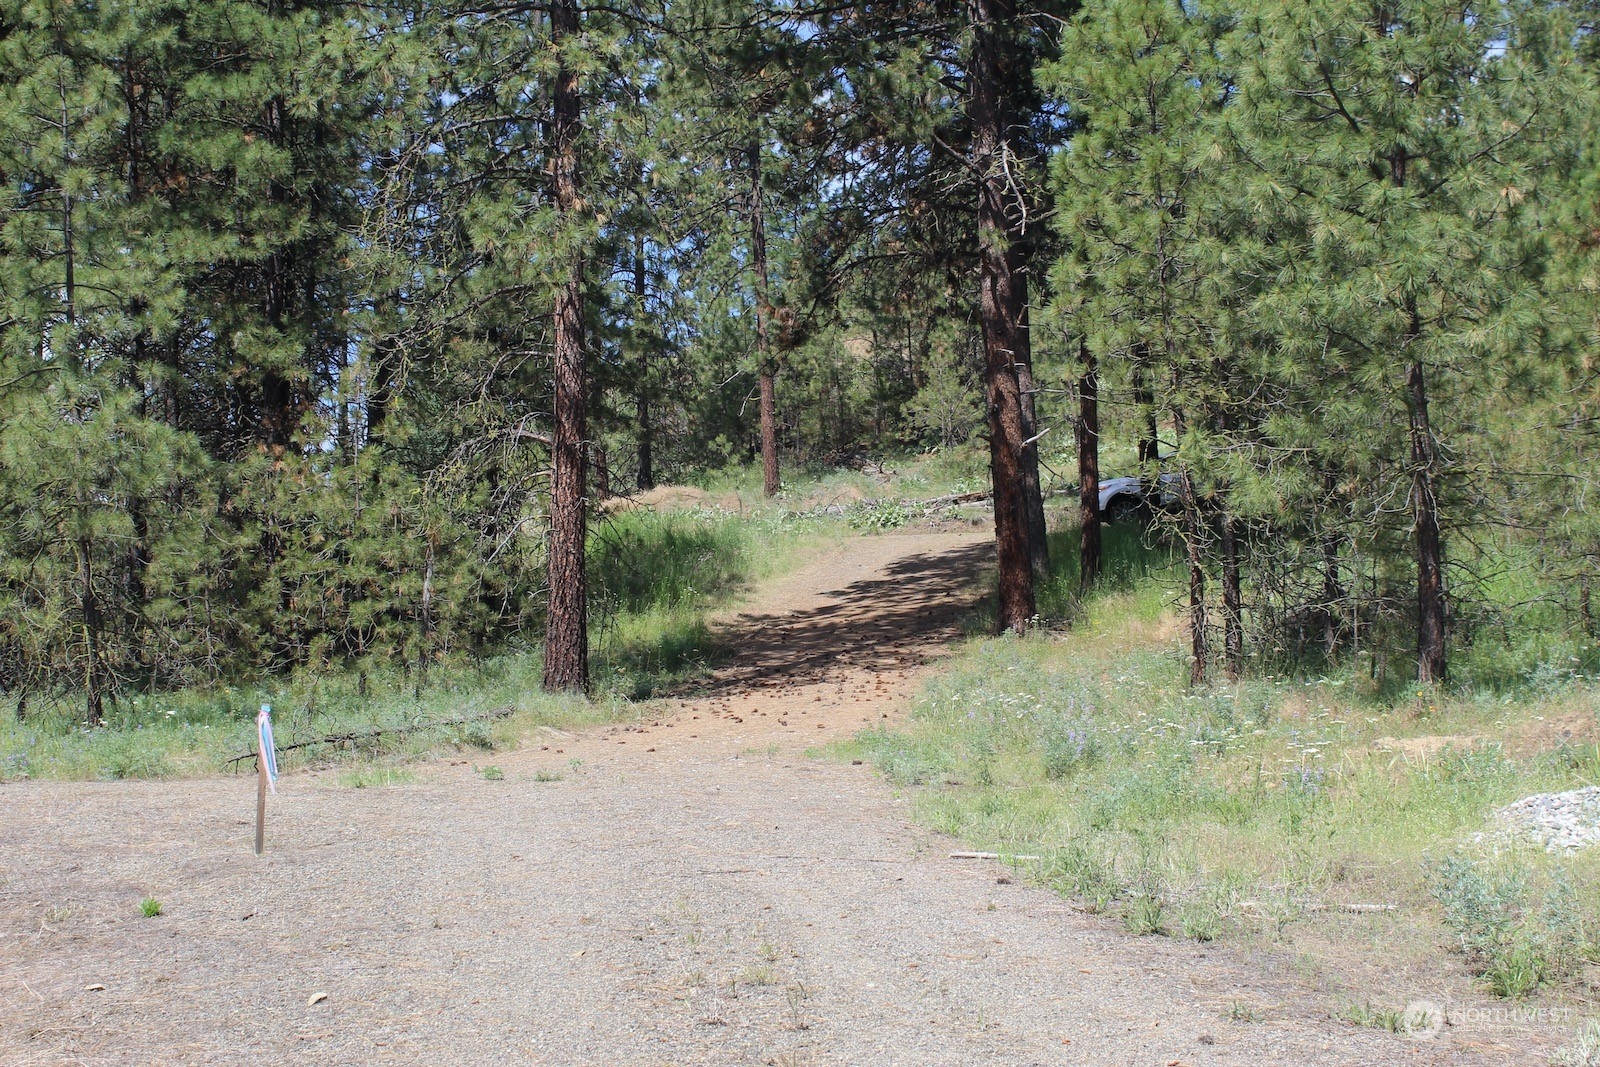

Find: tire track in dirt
<box><xmin>0</xmin><ymin>529</ymin><xmax>1523</xmax><ymax>1065</ymax></box>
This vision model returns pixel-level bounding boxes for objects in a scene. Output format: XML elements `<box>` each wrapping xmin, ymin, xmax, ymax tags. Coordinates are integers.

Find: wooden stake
<box><xmin>255</xmin><ymin>748</ymin><xmax>267</xmax><ymax>855</ymax></box>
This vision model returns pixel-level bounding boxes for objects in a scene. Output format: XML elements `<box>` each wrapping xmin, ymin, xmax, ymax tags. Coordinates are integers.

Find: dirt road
<box><xmin>0</xmin><ymin>530</ymin><xmax>1515</xmax><ymax>1065</ymax></box>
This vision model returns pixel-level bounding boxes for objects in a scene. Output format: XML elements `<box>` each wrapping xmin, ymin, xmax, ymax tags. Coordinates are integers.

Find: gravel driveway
<box><xmin>0</xmin><ymin>530</ymin><xmax>1523</xmax><ymax>1065</ymax></box>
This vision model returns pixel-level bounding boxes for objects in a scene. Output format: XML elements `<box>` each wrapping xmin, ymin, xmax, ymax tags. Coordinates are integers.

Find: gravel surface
<box><xmin>1493</xmin><ymin>787</ymin><xmax>1600</xmax><ymax>852</ymax></box>
<box><xmin>0</xmin><ymin>530</ymin><xmax>1530</xmax><ymax>1065</ymax></box>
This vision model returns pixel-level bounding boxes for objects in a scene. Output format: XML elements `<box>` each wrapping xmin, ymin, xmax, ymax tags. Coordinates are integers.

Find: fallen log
<box><xmin>225</xmin><ymin>706</ymin><xmax>516</xmax><ymax>769</ymax></box>
<box><xmin>918</xmin><ymin>490</ymin><xmax>992</xmax><ymax>507</ymax></box>
<box><xmin>1237</xmin><ymin>899</ymin><xmax>1399</xmax><ymax>914</ymax></box>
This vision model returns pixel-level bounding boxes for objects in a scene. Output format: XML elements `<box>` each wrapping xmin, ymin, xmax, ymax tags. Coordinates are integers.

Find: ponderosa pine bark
<box><xmin>258</xmin><ymin>91</ymin><xmax>300</xmax><ymax>454</ymax></box>
<box><xmin>1218</xmin><ymin>407</ymin><xmax>1242</xmax><ymax>679</ymax></box>
<box><xmin>76</xmin><ymin>534</ymin><xmax>103</xmax><ymax>724</ymax></box>
<box><xmin>1133</xmin><ymin>359</ymin><xmax>1159</xmax><ymax>469</ymax></box>
<box><xmin>970</xmin><ymin>0</ymin><xmax>1035</xmax><ymax>633</ymax></box>
<box><xmin>1076</xmin><ymin>340</ymin><xmax>1101</xmax><ymax>593</ymax></box>
<box><xmin>366</xmin><ymin>296</ymin><xmax>398</xmax><ymax>446</ymax></box>
<box><xmin>59</xmin><ymin>84</ymin><xmax>77</xmax><ymax>369</ymax></box>
<box><xmin>635</xmin><ymin>387</ymin><xmax>654</xmax><ymax>491</ymax></box>
<box><xmin>1320</xmin><ymin>527</ymin><xmax>1342</xmax><ymax>657</ymax></box>
<box><xmin>748</xmin><ymin>141</ymin><xmax>781</xmax><ymax>497</ymax></box>
<box><xmin>542</xmin><ymin>0</ymin><xmax>589</xmax><ymax>693</ymax></box>
<box><xmin>1172</xmin><ymin>404</ymin><xmax>1206</xmax><ymax>685</ymax></box>
<box><xmin>1132</xmin><ymin>358</ymin><xmax>1160</xmax><ymax>527</ymax></box>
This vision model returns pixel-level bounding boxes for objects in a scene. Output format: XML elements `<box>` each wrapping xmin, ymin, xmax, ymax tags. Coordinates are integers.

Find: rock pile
<box><xmin>1493</xmin><ymin>787</ymin><xmax>1600</xmax><ymax>852</ymax></box>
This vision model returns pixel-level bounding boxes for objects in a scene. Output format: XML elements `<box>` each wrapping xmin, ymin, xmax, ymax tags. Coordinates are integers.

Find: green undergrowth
<box><xmin>841</xmin><ymin>534</ymin><xmax>1600</xmax><ymax>1008</ymax></box>
<box><xmin>956</xmin><ymin>520</ymin><xmax>1177</xmax><ymax>635</ymax></box>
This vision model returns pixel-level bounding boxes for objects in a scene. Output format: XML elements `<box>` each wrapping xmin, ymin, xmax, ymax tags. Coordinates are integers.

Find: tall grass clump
<box><xmin>1034</xmin><ymin>520</ymin><xmax>1176</xmax><ymax>623</ymax></box>
<box><xmin>588</xmin><ymin>505</ymin><xmax>829</xmax><ymax>696</ymax></box>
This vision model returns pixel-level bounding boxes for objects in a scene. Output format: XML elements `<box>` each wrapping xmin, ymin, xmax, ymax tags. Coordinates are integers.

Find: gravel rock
<box><xmin>1493</xmin><ymin>786</ymin><xmax>1600</xmax><ymax>851</ymax></box>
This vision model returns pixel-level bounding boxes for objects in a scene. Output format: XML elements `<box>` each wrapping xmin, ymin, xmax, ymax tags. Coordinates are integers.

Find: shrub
<box><xmin>1039</xmin><ymin>720</ymin><xmax>1100</xmax><ymax>779</ymax></box>
<box><xmin>1428</xmin><ymin>852</ymin><xmax>1585</xmax><ymax>998</ymax></box>
<box><xmin>846</xmin><ymin>499</ymin><xmax>912</xmax><ymax>531</ymax></box>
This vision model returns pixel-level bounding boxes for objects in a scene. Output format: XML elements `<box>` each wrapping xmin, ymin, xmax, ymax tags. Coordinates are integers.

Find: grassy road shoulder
<box><xmin>840</xmin><ymin>525</ymin><xmax>1600</xmax><ymax>1041</ymax></box>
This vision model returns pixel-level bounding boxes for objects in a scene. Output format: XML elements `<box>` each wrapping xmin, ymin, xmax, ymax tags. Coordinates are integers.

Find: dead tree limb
<box><xmin>225</xmin><ymin>707</ymin><xmax>516</xmax><ymax>770</ymax></box>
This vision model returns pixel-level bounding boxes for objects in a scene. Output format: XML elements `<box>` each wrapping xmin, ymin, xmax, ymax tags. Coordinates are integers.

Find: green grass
<box><xmin>1034</xmin><ymin>522</ymin><xmax>1178</xmax><ymax>622</ymax></box>
<box><xmin>840</xmin><ymin>525</ymin><xmax>1600</xmax><ymax>1006</ymax></box>
<box><xmin>139</xmin><ymin>896</ymin><xmax>162</xmax><ymax>918</ymax></box>
<box><xmin>1340</xmin><ymin>1000</ymin><xmax>1408</xmax><ymax>1033</ymax></box>
<box><xmin>590</xmin><ymin>503</ymin><xmax>839</xmax><ymax>698</ymax></box>
<box><xmin>0</xmin><ymin>653</ymin><xmax>605</xmax><ymax>782</ymax></box>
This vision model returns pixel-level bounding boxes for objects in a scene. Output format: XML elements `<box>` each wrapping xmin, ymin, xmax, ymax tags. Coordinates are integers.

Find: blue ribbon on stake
<box><xmin>257</xmin><ymin>704</ymin><xmax>278</xmax><ymax>794</ymax></box>
<box><xmin>254</xmin><ymin>704</ymin><xmax>278</xmax><ymax>855</ymax></box>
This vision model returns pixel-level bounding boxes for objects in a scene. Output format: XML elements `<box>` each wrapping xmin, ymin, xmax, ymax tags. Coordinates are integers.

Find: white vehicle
<box><xmin>1091</xmin><ymin>474</ymin><xmax>1180</xmax><ymax>521</ymax></box>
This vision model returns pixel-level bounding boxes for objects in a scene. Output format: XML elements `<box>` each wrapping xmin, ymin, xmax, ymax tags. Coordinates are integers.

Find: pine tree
<box><xmin>1046</xmin><ymin>0</ymin><xmax>1232</xmax><ymax>679</ymax></box>
<box><xmin>542</xmin><ymin>0</ymin><xmax>590</xmax><ymax>692</ymax></box>
<box><xmin>1222</xmin><ymin>0</ymin><xmax>1562</xmax><ymax>683</ymax></box>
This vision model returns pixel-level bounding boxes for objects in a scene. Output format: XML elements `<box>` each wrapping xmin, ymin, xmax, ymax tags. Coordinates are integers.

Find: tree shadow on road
<box><xmin>677</xmin><ymin>538</ymin><xmax>993</xmax><ymax>698</ymax></box>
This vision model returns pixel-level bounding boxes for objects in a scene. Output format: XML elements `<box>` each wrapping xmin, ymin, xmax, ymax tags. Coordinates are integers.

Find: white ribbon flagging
<box><xmin>257</xmin><ymin>704</ymin><xmax>279</xmax><ymax>794</ymax></box>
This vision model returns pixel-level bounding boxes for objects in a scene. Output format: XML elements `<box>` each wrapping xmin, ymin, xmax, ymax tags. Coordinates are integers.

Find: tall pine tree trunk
<box><xmin>1216</xmin><ymin>405</ymin><xmax>1242</xmax><ymax>679</ymax></box>
<box><xmin>970</xmin><ymin>0</ymin><xmax>1034</xmax><ymax>632</ymax></box>
<box><xmin>748</xmin><ymin>142</ymin><xmax>780</xmax><ymax>497</ymax></box>
<box><xmin>77</xmin><ymin>533</ymin><xmax>103</xmax><ymax>725</ymax></box>
<box><xmin>592</xmin><ymin>444</ymin><xmax>611</xmax><ymax>500</ymax></box>
<box><xmin>1172</xmin><ymin>406</ymin><xmax>1206</xmax><ymax>686</ymax></box>
<box><xmin>1386</xmin><ymin>142</ymin><xmax>1446</xmax><ymax>684</ymax></box>
<box><xmin>124</xmin><ymin>65</ymin><xmax>155</xmax><ymax>682</ymax></box>
<box><xmin>1133</xmin><ymin>360</ymin><xmax>1159</xmax><ymax>469</ymax></box>
<box><xmin>632</xmin><ymin>240</ymin><xmax>654</xmax><ymax>491</ymax></box>
<box><xmin>1321</xmin><ymin>533</ymin><xmax>1342</xmax><ymax>658</ymax></box>
<box><xmin>1408</xmin><ymin>353</ymin><xmax>1446</xmax><ymax>684</ymax></box>
<box><xmin>1179</xmin><ymin>468</ymin><xmax>1207</xmax><ymax>686</ymax></box>
<box><xmin>366</xmin><ymin>326</ymin><xmax>397</xmax><ymax>445</ymax></box>
<box><xmin>1076</xmin><ymin>340</ymin><xmax>1101</xmax><ymax>593</ymax></box>
<box><xmin>258</xmin><ymin>92</ymin><xmax>299</xmax><ymax>453</ymax></box>
<box><xmin>636</xmin><ymin>389</ymin><xmax>654</xmax><ymax>492</ymax></box>
<box><xmin>1015</xmin><ymin>300</ymin><xmax>1048</xmax><ymax>577</ymax></box>
<box><xmin>59</xmin><ymin>81</ymin><xmax>78</xmax><ymax>368</ymax></box>
<box><xmin>542</xmin><ymin>0</ymin><xmax>588</xmax><ymax>693</ymax></box>
<box><xmin>1220</xmin><ymin>509</ymin><xmax>1242</xmax><ymax>681</ymax></box>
